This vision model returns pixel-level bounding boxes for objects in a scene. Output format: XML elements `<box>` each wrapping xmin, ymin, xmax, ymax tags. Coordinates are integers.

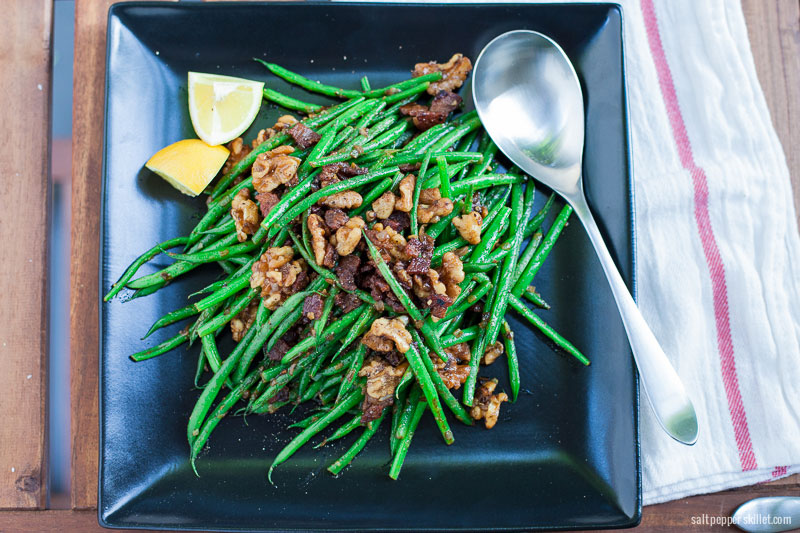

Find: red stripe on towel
<box><xmin>640</xmin><ymin>0</ymin><xmax>757</xmax><ymax>471</ymax></box>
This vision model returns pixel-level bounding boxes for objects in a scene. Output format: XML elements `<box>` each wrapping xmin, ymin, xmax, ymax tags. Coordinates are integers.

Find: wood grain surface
<box><xmin>69</xmin><ymin>0</ymin><xmax>123</xmax><ymax>511</ymax></box>
<box><xmin>0</xmin><ymin>0</ymin><xmax>53</xmax><ymax>511</ymax></box>
<box><xmin>742</xmin><ymin>0</ymin><xmax>800</xmax><ymax>225</ymax></box>
<box><xmin>60</xmin><ymin>0</ymin><xmax>800</xmax><ymax>529</ymax></box>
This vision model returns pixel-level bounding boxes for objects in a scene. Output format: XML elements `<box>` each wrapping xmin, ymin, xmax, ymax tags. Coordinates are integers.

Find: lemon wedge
<box><xmin>188</xmin><ymin>72</ymin><xmax>264</xmax><ymax>146</ymax></box>
<box><xmin>145</xmin><ymin>139</ymin><xmax>229</xmax><ymax>197</ymax></box>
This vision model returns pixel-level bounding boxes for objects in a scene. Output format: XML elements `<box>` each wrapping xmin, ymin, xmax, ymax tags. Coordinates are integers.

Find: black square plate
<box><xmin>100</xmin><ymin>2</ymin><xmax>639</xmax><ymax>530</ymax></box>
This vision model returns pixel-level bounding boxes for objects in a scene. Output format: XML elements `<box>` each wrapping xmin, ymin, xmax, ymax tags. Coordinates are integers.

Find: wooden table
<box><xmin>0</xmin><ymin>0</ymin><xmax>797</xmax><ymax>531</ymax></box>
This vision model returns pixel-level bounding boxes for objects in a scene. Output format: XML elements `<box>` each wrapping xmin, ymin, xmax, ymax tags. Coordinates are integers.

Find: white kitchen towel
<box><xmin>623</xmin><ymin>0</ymin><xmax>800</xmax><ymax>504</ymax></box>
<box><xmin>358</xmin><ymin>0</ymin><xmax>800</xmax><ymax>504</ymax></box>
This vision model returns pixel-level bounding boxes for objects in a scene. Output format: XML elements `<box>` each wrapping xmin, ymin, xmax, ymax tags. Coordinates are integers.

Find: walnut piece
<box><xmin>440</xmin><ymin>251</ymin><xmax>465</xmax><ymax>299</ymax></box>
<box><xmin>230</xmin><ymin>299</ymin><xmax>258</xmax><ymax>342</ymax></box>
<box><xmin>430</xmin><ymin>352</ymin><xmax>471</xmax><ymax>390</ymax></box>
<box><xmin>318</xmin><ymin>190</ymin><xmax>363</xmax><ymax>209</ymax></box>
<box><xmin>483</xmin><ymin>341</ymin><xmax>504</xmax><ymax>365</ymax></box>
<box><xmin>230</xmin><ymin>189</ymin><xmax>261</xmax><ymax>242</ymax></box>
<box><xmin>452</xmin><ymin>211</ymin><xmax>482</xmax><ymax>245</ymax></box>
<box><xmin>359</xmin><ymin>358</ymin><xmax>409</xmax><ymax>402</ymax></box>
<box><xmin>222</xmin><ymin>137</ymin><xmax>251</xmax><ymax>175</ymax></box>
<box><xmin>362</xmin><ymin>317</ymin><xmax>413</xmax><ymax>353</ymax></box>
<box><xmin>394</xmin><ymin>174</ymin><xmax>415</xmax><ymax>212</ymax></box>
<box><xmin>418</xmin><ymin>198</ymin><xmax>454</xmax><ymax>224</ymax></box>
<box><xmin>372</xmin><ymin>191</ymin><xmax>397</xmax><ymax>219</ymax></box>
<box><xmin>413</xmin><ymin>53</ymin><xmax>473</xmax><ymax>95</ymax></box>
<box><xmin>307</xmin><ymin>214</ymin><xmax>336</xmax><ymax>268</ymax></box>
<box><xmin>334</xmin><ymin>216</ymin><xmax>365</xmax><ymax>256</ymax></box>
<box><xmin>367</xmin><ymin>223</ymin><xmax>408</xmax><ymax>261</ymax></box>
<box><xmin>470</xmin><ymin>378</ymin><xmax>508</xmax><ymax>429</ymax></box>
<box><xmin>251</xmin><ymin>145</ymin><xmax>301</xmax><ymax>193</ymax></box>
<box><xmin>250</xmin><ymin>247</ymin><xmax>307</xmax><ymax>309</ymax></box>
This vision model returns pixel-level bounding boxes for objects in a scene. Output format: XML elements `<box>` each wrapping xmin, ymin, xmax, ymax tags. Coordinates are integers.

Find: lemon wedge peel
<box><xmin>145</xmin><ymin>139</ymin><xmax>229</xmax><ymax>197</ymax></box>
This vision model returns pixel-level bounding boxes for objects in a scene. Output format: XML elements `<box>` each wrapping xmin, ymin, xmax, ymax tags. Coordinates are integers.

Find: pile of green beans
<box><xmin>105</xmin><ymin>57</ymin><xmax>589</xmax><ymax>482</ymax></box>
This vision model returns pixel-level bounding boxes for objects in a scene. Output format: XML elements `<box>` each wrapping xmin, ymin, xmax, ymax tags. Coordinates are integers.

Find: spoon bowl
<box><xmin>473</xmin><ymin>30</ymin><xmax>699</xmax><ymax>445</ymax></box>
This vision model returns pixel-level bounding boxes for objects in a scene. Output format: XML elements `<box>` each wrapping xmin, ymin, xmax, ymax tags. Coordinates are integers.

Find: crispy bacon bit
<box><xmin>335</xmin><ymin>291</ymin><xmax>362</xmax><ymax>313</ymax></box>
<box><xmin>429</xmin><ymin>292</ymin><xmax>454</xmax><ymax>319</ymax></box>
<box><xmin>255</xmin><ymin>191</ymin><xmax>280</xmax><ymax>217</ymax></box>
<box><xmin>288</xmin><ymin>123</ymin><xmax>322</xmax><ymax>150</ymax></box>
<box><xmin>230</xmin><ymin>300</ymin><xmax>258</xmax><ymax>342</ymax></box>
<box><xmin>303</xmin><ymin>293</ymin><xmax>324</xmax><ymax>320</ymax></box>
<box><xmin>318</xmin><ymin>162</ymin><xmax>369</xmax><ymax>188</ymax></box>
<box><xmin>265</xmin><ymin>338</ymin><xmax>291</xmax><ymax>362</ymax></box>
<box><xmin>398</xmin><ymin>163</ymin><xmax>421</xmax><ymax>173</ymax></box>
<box><xmin>383</xmin><ymin>211</ymin><xmax>410</xmax><ymax>233</ymax></box>
<box><xmin>400</xmin><ymin>90</ymin><xmax>463</xmax><ymax>130</ymax></box>
<box><xmin>362</xmin><ymin>317</ymin><xmax>412</xmax><ymax>353</ymax></box>
<box><xmin>324</xmin><ymin>208</ymin><xmax>350</xmax><ymax>231</ymax></box>
<box><xmin>335</xmin><ymin>255</ymin><xmax>361</xmax><ymax>291</ymax></box>
<box><xmin>471</xmin><ymin>378</ymin><xmax>508</xmax><ymax>429</ymax></box>
<box><xmin>413</xmin><ymin>53</ymin><xmax>473</xmax><ymax>95</ymax></box>
<box><xmin>359</xmin><ymin>357</ymin><xmax>408</xmax><ymax>423</ymax></box>
<box><xmin>252</xmin><ymin>145</ymin><xmax>301</xmax><ymax>193</ymax></box>
<box><xmin>230</xmin><ymin>189</ymin><xmax>261</xmax><ymax>242</ymax></box>
<box><xmin>405</xmin><ymin>234</ymin><xmax>435</xmax><ymax>275</ymax></box>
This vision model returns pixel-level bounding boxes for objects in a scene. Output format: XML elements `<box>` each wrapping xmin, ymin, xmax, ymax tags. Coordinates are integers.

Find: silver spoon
<box><xmin>732</xmin><ymin>497</ymin><xmax>800</xmax><ymax>532</ymax></box>
<box><xmin>473</xmin><ymin>30</ymin><xmax>698</xmax><ymax>445</ymax></box>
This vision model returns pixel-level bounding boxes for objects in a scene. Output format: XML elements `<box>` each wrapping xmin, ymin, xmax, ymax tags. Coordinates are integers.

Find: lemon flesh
<box><xmin>145</xmin><ymin>139</ymin><xmax>229</xmax><ymax>197</ymax></box>
<box><xmin>188</xmin><ymin>72</ymin><xmax>264</xmax><ymax>146</ymax></box>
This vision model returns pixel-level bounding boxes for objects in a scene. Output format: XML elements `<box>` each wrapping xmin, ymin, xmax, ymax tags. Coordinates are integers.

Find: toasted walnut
<box><xmin>470</xmin><ymin>378</ymin><xmax>508</xmax><ymax>429</ymax></box>
<box><xmin>372</xmin><ymin>191</ymin><xmax>397</xmax><ymax>219</ymax></box>
<box><xmin>445</xmin><ymin>342</ymin><xmax>471</xmax><ymax>363</ymax></box>
<box><xmin>362</xmin><ymin>317</ymin><xmax>413</xmax><ymax>353</ymax></box>
<box><xmin>307</xmin><ymin>214</ymin><xmax>336</xmax><ymax>268</ymax></box>
<box><xmin>483</xmin><ymin>341</ymin><xmax>504</xmax><ymax>365</ymax></box>
<box><xmin>230</xmin><ymin>299</ymin><xmax>258</xmax><ymax>342</ymax></box>
<box><xmin>250</xmin><ymin>247</ymin><xmax>307</xmax><ymax>309</ymax></box>
<box><xmin>413</xmin><ymin>53</ymin><xmax>473</xmax><ymax>95</ymax></box>
<box><xmin>428</xmin><ymin>268</ymin><xmax>447</xmax><ymax>295</ymax></box>
<box><xmin>431</xmin><ymin>355</ymin><xmax>471</xmax><ymax>389</ymax></box>
<box><xmin>418</xmin><ymin>198</ymin><xmax>454</xmax><ymax>224</ymax></box>
<box><xmin>334</xmin><ymin>216</ymin><xmax>365</xmax><ymax>256</ymax></box>
<box><xmin>274</xmin><ymin>115</ymin><xmax>298</xmax><ymax>131</ymax></box>
<box><xmin>418</xmin><ymin>188</ymin><xmax>441</xmax><ymax>204</ymax></box>
<box><xmin>367</xmin><ymin>223</ymin><xmax>408</xmax><ymax>261</ymax></box>
<box><xmin>251</xmin><ymin>129</ymin><xmax>270</xmax><ymax>149</ymax></box>
<box><xmin>222</xmin><ymin>137</ymin><xmax>251</xmax><ymax>175</ymax></box>
<box><xmin>440</xmin><ymin>252</ymin><xmax>465</xmax><ymax>299</ymax></box>
<box><xmin>452</xmin><ymin>211</ymin><xmax>482</xmax><ymax>245</ymax></box>
<box><xmin>395</xmin><ymin>174</ymin><xmax>415</xmax><ymax>212</ymax></box>
<box><xmin>251</xmin><ymin>145</ymin><xmax>301</xmax><ymax>193</ymax></box>
<box><xmin>359</xmin><ymin>358</ymin><xmax>409</xmax><ymax>402</ymax></box>
<box><xmin>230</xmin><ymin>189</ymin><xmax>261</xmax><ymax>242</ymax></box>
<box><xmin>318</xmin><ymin>190</ymin><xmax>362</xmax><ymax>209</ymax></box>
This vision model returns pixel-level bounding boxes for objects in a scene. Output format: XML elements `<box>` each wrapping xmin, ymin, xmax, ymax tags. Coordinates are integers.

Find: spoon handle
<box><xmin>568</xmin><ymin>192</ymin><xmax>698</xmax><ymax>445</ymax></box>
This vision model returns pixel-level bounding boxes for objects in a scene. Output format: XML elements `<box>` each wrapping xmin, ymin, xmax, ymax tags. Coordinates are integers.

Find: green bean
<box><xmin>256</xmin><ymin>59</ymin><xmax>361</xmax><ymax>99</ymax></box>
<box><xmin>332</xmin><ymin>307</ymin><xmax>376</xmax><ymax>361</ymax></box>
<box><xmin>104</xmin><ymin>236</ymin><xmax>189</xmax><ymax>301</ymax></box>
<box><xmin>268</xmin><ymin>388</ymin><xmax>364</xmax><ymax>482</ymax></box>
<box><xmin>262</xmin><ymin>87</ymin><xmax>324</xmax><ymax>113</ymax></box>
<box><xmin>450</xmin><ymin>173</ymin><xmax>525</xmax><ymax>196</ymax></box>
<box><xmin>190</xmin><ymin>367</ymin><xmax>261</xmax><ymax>475</ymax></box>
<box><xmin>469</xmin><ymin>206</ymin><xmax>512</xmax><ymax>261</ymax></box>
<box><xmin>327</xmin><ymin>407</ymin><xmax>387</xmax><ymax>476</ymax></box>
<box><xmin>512</xmin><ymin>204</ymin><xmax>573</xmax><ymax>297</ymax></box>
<box><xmin>200</xmin><ymin>334</ymin><xmax>223</xmax><ymax>374</ymax></box>
<box><xmin>383</xmin><ymin>81</ymin><xmax>430</xmax><ymax>104</ymax></box>
<box><xmin>411</xmin><ymin>329</ymin><xmax>473</xmax><ymax>426</ymax></box>
<box><xmin>187</xmin><ymin>323</ymin><xmax>260</xmax><ymax>446</ymax></box>
<box><xmin>503</xmin><ymin>321</ymin><xmax>520</xmax><ymax>402</ymax></box>
<box><xmin>194</xmin><ymin>345</ymin><xmax>207</xmax><ymax>388</ymax></box>
<box><xmin>441</xmin><ymin>278</ymin><xmax>492</xmax><ymax>321</ymax></box>
<box><xmin>508</xmin><ymin>294</ymin><xmax>589</xmax><ymax>366</ymax></box>
<box><xmin>268</xmin><ymin>167</ymin><xmax>399</xmax><ymax>235</ymax></box>
<box><xmin>426</xmin><ymin>200</ymin><xmax>463</xmax><ymax>239</ymax></box>
<box><xmin>513</xmin><ymin>231</ymin><xmax>544</xmax><ymax>281</ymax></box>
<box><xmin>410</xmin><ymin>151</ymin><xmax>431</xmax><ymax>236</ymax></box>
<box><xmin>267</xmin><ymin>305</ymin><xmax>305</xmax><ymax>354</ymax></box>
<box><xmin>189</xmin><ymin>299</ymin><xmax>226</xmax><ymax>345</ymax></box>
<box><xmin>389</xmin><ymin>398</ymin><xmax>426</xmax><ymax>480</ymax></box>
<box><xmin>316</xmin><ymin>413</ymin><xmax>362</xmax><ymax>449</ymax></box>
<box><xmin>258</xmin><ymin>173</ymin><xmax>317</xmax><ymax>235</ymax></box>
<box><xmin>360</xmin><ymin>75</ymin><xmax>371</xmax><ymax>93</ymax></box>
<box><xmin>390</xmin><ymin>385</ymin><xmax>412</xmax><ymax>456</ymax></box>
<box><xmin>314</xmin><ymin>285</ymin><xmax>339</xmax><ymax>347</ymax></box>
<box><xmin>462</xmin><ymin>262</ymin><xmax>496</xmax><ymax>273</ymax></box>
<box><xmin>404</xmin><ymin>343</ymin><xmax>453</xmax><ymax>444</ymax></box>
<box><xmin>395</xmin><ymin>385</ymin><xmax>421</xmax><ymax>440</ymax></box>
<box><xmin>363</xmin><ymin>230</ymin><xmax>422</xmax><ymax>320</ymax></box>
<box><xmin>441</xmin><ymin>325</ymin><xmax>481</xmax><ymax>347</ymax></box>
<box><xmin>337</xmin><ymin>343</ymin><xmax>365</xmax><ymax>402</ymax></box>
<box><xmin>359</xmin><ymin>121</ymin><xmax>410</xmax><ymax>153</ymax></box>
<box><xmin>129</xmin><ymin>331</ymin><xmax>188</xmax><ymax>362</ymax></box>
<box><xmin>523</xmin><ymin>192</ymin><xmax>556</xmax><ymax>239</ymax></box>
<box><xmin>435</xmin><ymin>155</ymin><xmax>452</xmax><ymax>198</ymax></box>
<box><xmin>143</xmin><ymin>303</ymin><xmax>199</xmax><ymax>339</ymax></box>
<box><xmin>522</xmin><ymin>286</ymin><xmax>550</xmax><ymax>309</ymax></box>
<box><xmin>351</xmin><ymin>177</ymin><xmax>394</xmax><ymax>217</ymax></box>
<box><xmin>198</xmin><ymin>287</ymin><xmax>259</xmax><ymax>338</ymax></box>
<box><xmin>362</xmin><ymin>72</ymin><xmax>442</xmax><ymax>98</ymax></box>
<box><xmin>168</xmin><ymin>236</ymin><xmax>262</xmax><ymax>265</ymax></box>
<box><xmin>387</xmin><ymin>151</ymin><xmax>482</xmax><ymax>168</ymax></box>
<box><xmin>401</xmin><ymin>123</ymin><xmax>453</xmax><ymax>153</ymax></box>
<box><xmin>290</xmin><ymin>411</ymin><xmax>325</xmax><ymax>431</ymax></box>
<box><xmin>428</xmin><ymin>116</ymin><xmax>481</xmax><ymax>153</ymax></box>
